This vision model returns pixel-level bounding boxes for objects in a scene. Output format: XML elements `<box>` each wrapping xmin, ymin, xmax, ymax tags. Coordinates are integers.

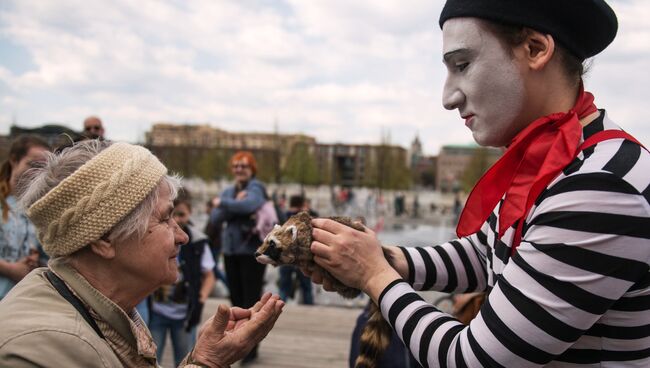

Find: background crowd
<box><xmin>0</xmin><ymin>115</ymin><xmax>481</xmax><ymax>367</ymax></box>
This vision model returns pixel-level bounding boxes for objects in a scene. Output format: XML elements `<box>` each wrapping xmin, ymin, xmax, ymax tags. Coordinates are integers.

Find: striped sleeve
<box><xmin>399</xmin><ymin>228</ymin><xmax>488</xmax><ymax>293</ymax></box>
<box><xmin>380</xmin><ymin>170</ymin><xmax>650</xmax><ymax>367</ymax></box>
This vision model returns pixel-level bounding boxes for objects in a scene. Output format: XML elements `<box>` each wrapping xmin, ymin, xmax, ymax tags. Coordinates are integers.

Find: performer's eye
<box><xmin>456</xmin><ymin>62</ymin><xmax>469</xmax><ymax>72</ymax></box>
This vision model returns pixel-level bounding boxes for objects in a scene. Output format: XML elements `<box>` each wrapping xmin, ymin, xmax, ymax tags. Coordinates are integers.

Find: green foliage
<box><xmin>255</xmin><ymin>149</ymin><xmax>281</xmax><ymax>183</ymax></box>
<box><xmin>282</xmin><ymin>143</ymin><xmax>319</xmax><ymax>185</ymax></box>
<box><xmin>194</xmin><ymin>149</ymin><xmax>229</xmax><ymax>181</ymax></box>
<box><xmin>366</xmin><ymin>144</ymin><xmax>411</xmax><ymax>190</ymax></box>
<box><xmin>151</xmin><ymin>141</ymin><xmax>413</xmax><ymax>190</ymax></box>
<box><xmin>151</xmin><ymin>146</ymin><xmax>190</xmax><ymax>177</ymax></box>
<box><xmin>461</xmin><ymin>147</ymin><xmax>491</xmax><ymax>192</ymax></box>
<box><xmin>316</xmin><ymin>160</ymin><xmax>335</xmax><ymax>185</ymax></box>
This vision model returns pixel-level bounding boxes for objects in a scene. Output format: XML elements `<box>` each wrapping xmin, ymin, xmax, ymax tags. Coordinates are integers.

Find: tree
<box><xmin>194</xmin><ymin>148</ymin><xmax>229</xmax><ymax>181</ymax></box>
<box><xmin>375</xmin><ymin>129</ymin><xmax>411</xmax><ymax>190</ymax></box>
<box><xmin>461</xmin><ymin>147</ymin><xmax>491</xmax><ymax>192</ymax></box>
<box><xmin>282</xmin><ymin>142</ymin><xmax>319</xmax><ymax>187</ymax></box>
<box><xmin>385</xmin><ymin>149</ymin><xmax>412</xmax><ymax>190</ymax></box>
<box><xmin>366</xmin><ymin>143</ymin><xmax>412</xmax><ymax>191</ymax></box>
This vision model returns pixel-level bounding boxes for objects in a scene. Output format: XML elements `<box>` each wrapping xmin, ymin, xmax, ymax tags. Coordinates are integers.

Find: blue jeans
<box><xmin>149</xmin><ymin>311</ymin><xmax>196</xmax><ymax>367</ymax></box>
<box><xmin>211</xmin><ymin>247</ymin><xmax>228</xmax><ymax>287</ymax></box>
<box><xmin>278</xmin><ymin>265</ymin><xmax>313</xmax><ymax>305</ymax></box>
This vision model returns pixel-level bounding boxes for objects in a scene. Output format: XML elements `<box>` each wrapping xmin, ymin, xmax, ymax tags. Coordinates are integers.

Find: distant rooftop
<box><xmin>442</xmin><ymin>142</ymin><xmax>480</xmax><ymax>149</ymax></box>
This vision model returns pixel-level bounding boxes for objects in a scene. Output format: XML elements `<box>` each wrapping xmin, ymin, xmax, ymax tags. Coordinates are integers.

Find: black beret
<box><xmin>439</xmin><ymin>0</ymin><xmax>618</xmax><ymax>60</ymax></box>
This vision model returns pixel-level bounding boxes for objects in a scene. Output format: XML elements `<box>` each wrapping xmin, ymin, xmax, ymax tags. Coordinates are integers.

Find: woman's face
<box><xmin>9</xmin><ymin>146</ymin><xmax>48</xmax><ymax>191</ymax></box>
<box><xmin>114</xmin><ymin>185</ymin><xmax>189</xmax><ymax>289</ymax></box>
<box><xmin>232</xmin><ymin>158</ymin><xmax>253</xmax><ymax>184</ymax></box>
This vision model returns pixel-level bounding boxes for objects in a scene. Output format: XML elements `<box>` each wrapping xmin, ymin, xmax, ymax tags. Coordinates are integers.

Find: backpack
<box><xmin>253</xmin><ymin>200</ymin><xmax>279</xmax><ymax>241</ymax></box>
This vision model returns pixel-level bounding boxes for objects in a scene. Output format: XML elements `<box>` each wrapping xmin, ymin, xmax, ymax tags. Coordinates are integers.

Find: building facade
<box><xmin>314</xmin><ymin>143</ymin><xmax>408</xmax><ymax>188</ymax></box>
<box><xmin>146</xmin><ymin>122</ymin><xmax>409</xmax><ymax>188</ymax></box>
<box><xmin>436</xmin><ymin>144</ymin><xmax>502</xmax><ymax>192</ymax></box>
<box><xmin>146</xmin><ymin>123</ymin><xmax>315</xmax><ymax>168</ymax></box>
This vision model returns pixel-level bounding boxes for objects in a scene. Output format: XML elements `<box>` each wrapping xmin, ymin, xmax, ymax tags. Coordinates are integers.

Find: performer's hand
<box><xmin>310</xmin><ymin>218</ymin><xmax>394</xmax><ymax>292</ymax></box>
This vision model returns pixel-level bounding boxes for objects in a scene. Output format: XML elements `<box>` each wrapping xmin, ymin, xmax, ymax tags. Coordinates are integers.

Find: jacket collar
<box><xmin>48</xmin><ymin>258</ymin><xmax>142</xmax><ymax>351</ymax></box>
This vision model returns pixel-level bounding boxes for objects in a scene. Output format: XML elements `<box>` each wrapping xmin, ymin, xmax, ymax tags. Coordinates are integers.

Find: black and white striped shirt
<box><xmin>381</xmin><ymin>111</ymin><xmax>650</xmax><ymax>367</ymax></box>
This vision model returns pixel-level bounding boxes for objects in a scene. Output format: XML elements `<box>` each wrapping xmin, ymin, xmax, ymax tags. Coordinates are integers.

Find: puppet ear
<box><xmin>273</xmin><ymin>224</ymin><xmax>281</xmax><ymax>230</ymax></box>
<box><xmin>285</xmin><ymin>225</ymin><xmax>298</xmax><ymax>242</ymax></box>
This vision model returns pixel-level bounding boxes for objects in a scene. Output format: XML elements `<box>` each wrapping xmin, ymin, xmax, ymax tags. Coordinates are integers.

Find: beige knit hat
<box><xmin>27</xmin><ymin>142</ymin><xmax>167</xmax><ymax>257</ymax></box>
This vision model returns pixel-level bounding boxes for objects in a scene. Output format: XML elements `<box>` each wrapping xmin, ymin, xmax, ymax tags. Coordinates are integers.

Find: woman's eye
<box><xmin>456</xmin><ymin>62</ymin><xmax>469</xmax><ymax>72</ymax></box>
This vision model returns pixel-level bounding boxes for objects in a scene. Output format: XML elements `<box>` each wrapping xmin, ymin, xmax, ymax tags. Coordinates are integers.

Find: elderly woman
<box><xmin>0</xmin><ymin>140</ymin><xmax>283</xmax><ymax>367</ymax></box>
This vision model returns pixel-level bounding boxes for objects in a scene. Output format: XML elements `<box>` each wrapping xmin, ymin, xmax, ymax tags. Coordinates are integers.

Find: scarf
<box><xmin>456</xmin><ymin>86</ymin><xmax>598</xmax><ymax>250</ymax></box>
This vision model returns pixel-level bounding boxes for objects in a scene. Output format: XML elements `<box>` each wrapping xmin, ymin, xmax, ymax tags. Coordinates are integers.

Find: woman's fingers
<box><xmin>230</xmin><ymin>307</ymin><xmax>252</xmax><ymax>321</ymax></box>
<box><xmin>250</xmin><ymin>292</ymin><xmax>272</xmax><ymax>313</ymax></box>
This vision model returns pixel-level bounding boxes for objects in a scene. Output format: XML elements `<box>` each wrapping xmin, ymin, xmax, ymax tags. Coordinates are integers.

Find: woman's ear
<box><xmin>88</xmin><ymin>238</ymin><xmax>116</xmax><ymax>259</ymax></box>
<box><xmin>520</xmin><ymin>29</ymin><xmax>555</xmax><ymax>71</ymax></box>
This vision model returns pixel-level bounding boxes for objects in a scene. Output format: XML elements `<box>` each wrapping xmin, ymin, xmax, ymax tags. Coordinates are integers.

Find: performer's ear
<box><xmin>520</xmin><ymin>29</ymin><xmax>555</xmax><ymax>71</ymax></box>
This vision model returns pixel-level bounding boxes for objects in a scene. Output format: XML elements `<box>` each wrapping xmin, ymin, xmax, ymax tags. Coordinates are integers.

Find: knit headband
<box><xmin>27</xmin><ymin>142</ymin><xmax>167</xmax><ymax>257</ymax></box>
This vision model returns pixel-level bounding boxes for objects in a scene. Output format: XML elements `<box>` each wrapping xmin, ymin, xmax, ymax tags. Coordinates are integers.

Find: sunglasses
<box><xmin>232</xmin><ymin>164</ymin><xmax>250</xmax><ymax>169</ymax></box>
<box><xmin>84</xmin><ymin>126</ymin><xmax>102</xmax><ymax>132</ymax></box>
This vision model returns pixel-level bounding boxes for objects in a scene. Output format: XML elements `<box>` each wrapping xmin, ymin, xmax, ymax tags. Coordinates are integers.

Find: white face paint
<box><xmin>442</xmin><ymin>18</ymin><xmax>527</xmax><ymax>147</ymax></box>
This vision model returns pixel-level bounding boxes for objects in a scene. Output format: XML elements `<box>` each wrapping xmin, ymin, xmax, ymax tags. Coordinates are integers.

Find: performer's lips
<box><xmin>463</xmin><ymin>114</ymin><xmax>475</xmax><ymax>127</ymax></box>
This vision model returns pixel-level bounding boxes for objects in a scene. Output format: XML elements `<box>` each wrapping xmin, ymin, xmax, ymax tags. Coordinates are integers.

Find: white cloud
<box><xmin>0</xmin><ymin>0</ymin><xmax>648</xmax><ymax>155</ymax></box>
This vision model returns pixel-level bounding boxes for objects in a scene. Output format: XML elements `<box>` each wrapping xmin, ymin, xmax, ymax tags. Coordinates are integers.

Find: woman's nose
<box><xmin>175</xmin><ymin>223</ymin><xmax>189</xmax><ymax>245</ymax></box>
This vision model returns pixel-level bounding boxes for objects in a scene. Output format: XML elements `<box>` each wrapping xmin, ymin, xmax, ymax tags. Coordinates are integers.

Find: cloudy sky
<box><xmin>0</xmin><ymin>1</ymin><xmax>648</xmax><ymax>155</ymax></box>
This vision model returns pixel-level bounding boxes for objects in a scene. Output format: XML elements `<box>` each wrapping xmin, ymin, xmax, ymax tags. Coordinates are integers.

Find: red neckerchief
<box><xmin>456</xmin><ymin>86</ymin><xmax>598</xmax><ymax>250</ymax></box>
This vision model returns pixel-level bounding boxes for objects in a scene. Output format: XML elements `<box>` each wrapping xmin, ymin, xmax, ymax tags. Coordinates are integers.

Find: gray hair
<box><xmin>17</xmin><ymin>140</ymin><xmax>181</xmax><ymax>245</ymax></box>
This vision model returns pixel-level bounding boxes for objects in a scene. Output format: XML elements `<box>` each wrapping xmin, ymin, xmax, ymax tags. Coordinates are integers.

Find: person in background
<box><xmin>204</xmin><ymin>199</ymin><xmax>228</xmax><ymax>288</ymax></box>
<box><xmin>348</xmin><ymin>301</ymin><xmax>420</xmax><ymax>368</ymax></box>
<box><xmin>277</xmin><ymin>195</ymin><xmax>314</xmax><ymax>305</ymax></box>
<box><xmin>347</xmin><ymin>214</ymin><xmax>419</xmax><ymax>368</ymax></box>
<box><xmin>0</xmin><ymin>140</ymin><xmax>283</xmax><ymax>367</ymax></box>
<box><xmin>302</xmin><ymin>197</ymin><xmax>318</xmax><ymax>218</ymax></box>
<box><xmin>210</xmin><ymin>150</ymin><xmax>268</xmax><ymax>364</ymax></box>
<box><xmin>82</xmin><ymin>116</ymin><xmax>105</xmax><ymax>140</ymax></box>
<box><xmin>0</xmin><ymin>135</ymin><xmax>50</xmax><ymax>300</ymax></box>
<box><xmin>149</xmin><ymin>192</ymin><xmax>216</xmax><ymax>367</ymax></box>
